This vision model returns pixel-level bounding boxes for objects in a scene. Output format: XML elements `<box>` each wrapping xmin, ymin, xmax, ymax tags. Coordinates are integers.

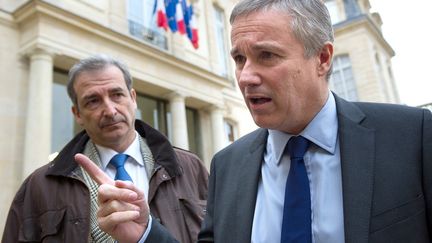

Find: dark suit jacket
<box><xmin>198</xmin><ymin>95</ymin><xmax>432</xmax><ymax>243</ymax></box>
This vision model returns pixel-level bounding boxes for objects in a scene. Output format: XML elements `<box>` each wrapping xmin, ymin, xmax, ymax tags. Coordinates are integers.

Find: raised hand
<box><xmin>75</xmin><ymin>153</ymin><xmax>150</xmax><ymax>243</ymax></box>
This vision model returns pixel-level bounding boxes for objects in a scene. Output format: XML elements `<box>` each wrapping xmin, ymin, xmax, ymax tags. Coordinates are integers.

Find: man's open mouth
<box><xmin>250</xmin><ymin>97</ymin><xmax>272</xmax><ymax>105</ymax></box>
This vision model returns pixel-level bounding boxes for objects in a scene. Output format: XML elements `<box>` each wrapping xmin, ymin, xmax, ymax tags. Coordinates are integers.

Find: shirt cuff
<box><xmin>137</xmin><ymin>215</ymin><xmax>152</xmax><ymax>243</ymax></box>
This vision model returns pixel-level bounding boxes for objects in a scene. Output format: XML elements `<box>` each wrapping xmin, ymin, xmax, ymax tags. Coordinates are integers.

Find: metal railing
<box><xmin>128</xmin><ymin>20</ymin><xmax>168</xmax><ymax>50</ymax></box>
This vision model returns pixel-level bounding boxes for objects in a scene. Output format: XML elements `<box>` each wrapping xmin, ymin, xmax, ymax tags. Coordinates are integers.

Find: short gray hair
<box><xmin>230</xmin><ymin>0</ymin><xmax>334</xmax><ymax>79</ymax></box>
<box><xmin>67</xmin><ymin>54</ymin><xmax>133</xmax><ymax>107</ymax></box>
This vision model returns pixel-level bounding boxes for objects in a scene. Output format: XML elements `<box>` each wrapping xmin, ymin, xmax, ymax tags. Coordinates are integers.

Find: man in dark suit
<box><xmin>197</xmin><ymin>0</ymin><xmax>431</xmax><ymax>242</ymax></box>
<box><xmin>77</xmin><ymin>0</ymin><xmax>431</xmax><ymax>242</ymax></box>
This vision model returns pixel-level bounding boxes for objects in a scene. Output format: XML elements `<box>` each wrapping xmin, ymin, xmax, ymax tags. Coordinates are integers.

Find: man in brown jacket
<box><xmin>2</xmin><ymin>54</ymin><xmax>208</xmax><ymax>243</ymax></box>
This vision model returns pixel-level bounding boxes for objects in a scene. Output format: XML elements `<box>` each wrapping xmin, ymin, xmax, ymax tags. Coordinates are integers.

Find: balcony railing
<box><xmin>128</xmin><ymin>20</ymin><xmax>168</xmax><ymax>50</ymax></box>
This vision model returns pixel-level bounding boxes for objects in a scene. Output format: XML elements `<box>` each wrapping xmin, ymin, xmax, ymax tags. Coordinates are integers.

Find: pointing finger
<box><xmin>75</xmin><ymin>153</ymin><xmax>114</xmax><ymax>185</ymax></box>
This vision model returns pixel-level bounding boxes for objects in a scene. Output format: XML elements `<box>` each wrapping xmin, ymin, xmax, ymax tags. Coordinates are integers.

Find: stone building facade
<box><xmin>0</xmin><ymin>0</ymin><xmax>257</xmax><ymax>230</ymax></box>
<box><xmin>0</xmin><ymin>0</ymin><xmax>399</xmax><ymax>232</ymax></box>
<box><xmin>326</xmin><ymin>0</ymin><xmax>400</xmax><ymax>103</ymax></box>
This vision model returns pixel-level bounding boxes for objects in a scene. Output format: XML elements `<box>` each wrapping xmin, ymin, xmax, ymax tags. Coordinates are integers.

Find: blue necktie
<box><xmin>281</xmin><ymin>136</ymin><xmax>311</xmax><ymax>243</ymax></box>
<box><xmin>109</xmin><ymin>153</ymin><xmax>133</xmax><ymax>182</ymax></box>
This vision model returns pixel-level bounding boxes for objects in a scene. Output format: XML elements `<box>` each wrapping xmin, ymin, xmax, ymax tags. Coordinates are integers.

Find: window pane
<box><xmin>136</xmin><ymin>94</ymin><xmax>168</xmax><ymax>136</ymax></box>
<box><xmin>143</xmin><ymin>0</ymin><xmax>156</xmax><ymax>28</ymax></box>
<box><xmin>325</xmin><ymin>0</ymin><xmax>341</xmax><ymax>24</ymax></box>
<box><xmin>213</xmin><ymin>6</ymin><xmax>228</xmax><ymax>76</ymax></box>
<box><xmin>342</xmin><ymin>67</ymin><xmax>353</xmax><ymax>81</ymax></box>
<box><xmin>51</xmin><ymin>72</ymin><xmax>80</xmax><ymax>153</ymax></box>
<box><xmin>128</xmin><ymin>0</ymin><xmax>144</xmax><ymax>22</ymax></box>
<box><xmin>340</xmin><ymin>55</ymin><xmax>350</xmax><ymax>65</ymax></box>
<box><xmin>186</xmin><ymin>108</ymin><xmax>202</xmax><ymax>158</ymax></box>
<box><xmin>332</xmin><ymin>71</ymin><xmax>342</xmax><ymax>85</ymax></box>
<box><xmin>127</xmin><ymin>0</ymin><xmax>167</xmax><ymax>49</ymax></box>
<box><xmin>224</xmin><ymin>120</ymin><xmax>235</xmax><ymax>144</ymax></box>
<box><xmin>330</xmin><ymin>55</ymin><xmax>358</xmax><ymax>101</ymax></box>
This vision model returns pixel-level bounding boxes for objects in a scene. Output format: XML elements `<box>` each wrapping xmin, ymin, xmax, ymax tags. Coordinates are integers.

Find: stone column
<box><xmin>167</xmin><ymin>91</ymin><xmax>189</xmax><ymax>150</ymax></box>
<box><xmin>210</xmin><ymin>105</ymin><xmax>226</xmax><ymax>154</ymax></box>
<box><xmin>23</xmin><ymin>49</ymin><xmax>54</xmax><ymax>178</ymax></box>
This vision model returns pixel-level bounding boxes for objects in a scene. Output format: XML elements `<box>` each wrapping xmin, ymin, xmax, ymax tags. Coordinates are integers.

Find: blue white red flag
<box><xmin>165</xmin><ymin>0</ymin><xmax>178</xmax><ymax>32</ymax></box>
<box><xmin>154</xmin><ymin>0</ymin><xmax>167</xmax><ymax>30</ymax></box>
<box><xmin>188</xmin><ymin>5</ymin><xmax>199</xmax><ymax>49</ymax></box>
<box><xmin>154</xmin><ymin>0</ymin><xmax>199</xmax><ymax>49</ymax></box>
<box><xmin>182</xmin><ymin>1</ymin><xmax>198</xmax><ymax>49</ymax></box>
<box><xmin>176</xmin><ymin>0</ymin><xmax>186</xmax><ymax>34</ymax></box>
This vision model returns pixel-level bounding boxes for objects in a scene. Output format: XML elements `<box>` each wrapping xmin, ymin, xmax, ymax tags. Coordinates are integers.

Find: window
<box><xmin>224</xmin><ymin>120</ymin><xmax>236</xmax><ymax>145</ymax></box>
<box><xmin>213</xmin><ymin>6</ymin><xmax>229</xmax><ymax>76</ymax></box>
<box><xmin>374</xmin><ymin>52</ymin><xmax>391</xmax><ymax>101</ymax></box>
<box><xmin>325</xmin><ymin>0</ymin><xmax>342</xmax><ymax>24</ymax></box>
<box><xmin>128</xmin><ymin>0</ymin><xmax>167</xmax><ymax>49</ymax></box>
<box><xmin>136</xmin><ymin>93</ymin><xmax>168</xmax><ymax>136</ymax></box>
<box><xmin>186</xmin><ymin>108</ymin><xmax>202</xmax><ymax>158</ymax></box>
<box><xmin>51</xmin><ymin>71</ymin><xmax>81</xmax><ymax>153</ymax></box>
<box><xmin>329</xmin><ymin>55</ymin><xmax>358</xmax><ymax>101</ymax></box>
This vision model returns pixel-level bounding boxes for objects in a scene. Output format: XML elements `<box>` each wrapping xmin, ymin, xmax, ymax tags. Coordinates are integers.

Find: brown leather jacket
<box><xmin>2</xmin><ymin>120</ymin><xmax>208</xmax><ymax>243</ymax></box>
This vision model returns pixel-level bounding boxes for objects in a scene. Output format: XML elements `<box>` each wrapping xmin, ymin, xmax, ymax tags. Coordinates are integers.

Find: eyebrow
<box><xmin>230</xmin><ymin>47</ymin><xmax>240</xmax><ymax>57</ymax></box>
<box><xmin>231</xmin><ymin>42</ymin><xmax>282</xmax><ymax>56</ymax></box>
<box><xmin>108</xmin><ymin>87</ymin><xmax>125</xmax><ymax>93</ymax></box>
<box><xmin>81</xmin><ymin>87</ymin><xmax>126</xmax><ymax>101</ymax></box>
<box><xmin>81</xmin><ymin>93</ymin><xmax>98</xmax><ymax>102</ymax></box>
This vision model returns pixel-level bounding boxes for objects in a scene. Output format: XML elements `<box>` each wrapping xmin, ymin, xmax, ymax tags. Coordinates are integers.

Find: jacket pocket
<box><xmin>369</xmin><ymin>194</ymin><xmax>430</xmax><ymax>242</ymax></box>
<box><xmin>370</xmin><ymin>194</ymin><xmax>426</xmax><ymax>233</ymax></box>
<box><xmin>19</xmin><ymin>208</ymin><xmax>66</xmax><ymax>242</ymax></box>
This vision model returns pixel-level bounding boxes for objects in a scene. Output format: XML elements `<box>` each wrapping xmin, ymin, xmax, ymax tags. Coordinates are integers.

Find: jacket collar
<box><xmin>334</xmin><ymin>93</ymin><xmax>375</xmax><ymax>243</ymax></box>
<box><xmin>234</xmin><ymin>128</ymin><xmax>268</xmax><ymax>242</ymax></box>
<box><xmin>46</xmin><ymin>120</ymin><xmax>182</xmax><ymax>178</ymax></box>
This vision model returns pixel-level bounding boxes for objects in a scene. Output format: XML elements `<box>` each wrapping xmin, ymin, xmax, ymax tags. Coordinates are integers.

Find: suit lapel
<box><xmin>335</xmin><ymin>96</ymin><xmax>375</xmax><ymax>243</ymax></box>
<box><xmin>226</xmin><ymin>96</ymin><xmax>376</xmax><ymax>242</ymax></box>
<box><xmin>234</xmin><ymin>129</ymin><xmax>267</xmax><ymax>242</ymax></box>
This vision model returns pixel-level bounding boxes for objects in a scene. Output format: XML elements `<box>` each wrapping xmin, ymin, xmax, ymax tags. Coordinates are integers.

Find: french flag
<box><xmin>188</xmin><ymin>5</ymin><xmax>199</xmax><ymax>49</ymax></box>
<box><xmin>176</xmin><ymin>0</ymin><xmax>186</xmax><ymax>34</ymax></box>
<box><xmin>182</xmin><ymin>0</ymin><xmax>199</xmax><ymax>49</ymax></box>
<box><xmin>165</xmin><ymin>0</ymin><xmax>178</xmax><ymax>32</ymax></box>
<box><xmin>154</xmin><ymin>0</ymin><xmax>199</xmax><ymax>49</ymax></box>
<box><xmin>154</xmin><ymin>0</ymin><xmax>167</xmax><ymax>30</ymax></box>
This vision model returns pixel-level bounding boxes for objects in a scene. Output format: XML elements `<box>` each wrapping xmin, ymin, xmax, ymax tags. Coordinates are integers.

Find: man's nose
<box><xmin>237</xmin><ymin>61</ymin><xmax>261</xmax><ymax>87</ymax></box>
<box><xmin>102</xmin><ymin>99</ymin><xmax>117</xmax><ymax>117</ymax></box>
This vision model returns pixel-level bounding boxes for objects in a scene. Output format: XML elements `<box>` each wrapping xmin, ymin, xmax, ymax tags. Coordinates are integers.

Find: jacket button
<box><xmin>162</xmin><ymin>174</ymin><xmax>168</xmax><ymax>180</ymax></box>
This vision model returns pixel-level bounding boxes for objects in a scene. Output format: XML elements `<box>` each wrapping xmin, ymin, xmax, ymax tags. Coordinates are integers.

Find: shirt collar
<box><xmin>302</xmin><ymin>91</ymin><xmax>338</xmax><ymax>155</ymax></box>
<box><xmin>266</xmin><ymin>91</ymin><xmax>338</xmax><ymax>165</ymax></box>
<box><xmin>266</xmin><ymin>129</ymin><xmax>292</xmax><ymax>166</ymax></box>
<box><xmin>95</xmin><ymin>131</ymin><xmax>144</xmax><ymax>170</ymax></box>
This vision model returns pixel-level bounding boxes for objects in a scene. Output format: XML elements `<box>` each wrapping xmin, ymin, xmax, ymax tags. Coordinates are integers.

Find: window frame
<box><xmin>329</xmin><ymin>54</ymin><xmax>359</xmax><ymax>101</ymax></box>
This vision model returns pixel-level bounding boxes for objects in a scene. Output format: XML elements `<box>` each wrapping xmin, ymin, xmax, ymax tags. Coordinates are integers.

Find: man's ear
<box><xmin>317</xmin><ymin>42</ymin><xmax>333</xmax><ymax>77</ymax></box>
<box><xmin>72</xmin><ymin>105</ymin><xmax>84</xmax><ymax>126</ymax></box>
<box><xmin>130</xmin><ymin>88</ymin><xmax>137</xmax><ymax>109</ymax></box>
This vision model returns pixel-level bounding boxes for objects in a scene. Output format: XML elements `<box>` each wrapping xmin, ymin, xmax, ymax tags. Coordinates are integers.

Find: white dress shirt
<box><xmin>95</xmin><ymin>131</ymin><xmax>150</xmax><ymax>199</ymax></box>
<box><xmin>251</xmin><ymin>92</ymin><xmax>345</xmax><ymax>243</ymax></box>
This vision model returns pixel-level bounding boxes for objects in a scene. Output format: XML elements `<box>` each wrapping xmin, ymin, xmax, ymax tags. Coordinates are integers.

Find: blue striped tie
<box><xmin>281</xmin><ymin>136</ymin><xmax>311</xmax><ymax>243</ymax></box>
<box><xmin>109</xmin><ymin>153</ymin><xmax>133</xmax><ymax>182</ymax></box>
